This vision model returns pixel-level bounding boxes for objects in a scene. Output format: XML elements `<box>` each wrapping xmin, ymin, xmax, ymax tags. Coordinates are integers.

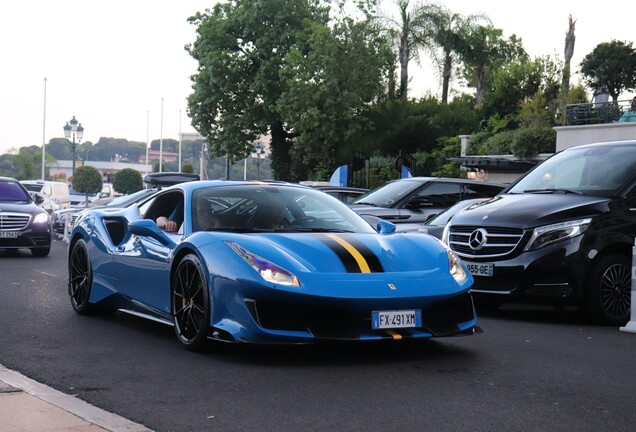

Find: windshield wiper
<box><xmin>353</xmin><ymin>201</ymin><xmax>378</xmax><ymax>207</ymax></box>
<box><xmin>523</xmin><ymin>188</ymin><xmax>582</xmax><ymax>195</ymax></box>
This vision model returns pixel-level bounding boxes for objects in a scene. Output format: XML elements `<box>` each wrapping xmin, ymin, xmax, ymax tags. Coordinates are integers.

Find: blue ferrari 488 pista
<box><xmin>68</xmin><ymin>181</ymin><xmax>480</xmax><ymax>350</ymax></box>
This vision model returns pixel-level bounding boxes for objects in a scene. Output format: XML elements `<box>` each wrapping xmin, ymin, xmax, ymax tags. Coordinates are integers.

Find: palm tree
<box><xmin>376</xmin><ymin>0</ymin><xmax>443</xmax><ymax>101</ymax></box>
<box><xmin>432</xmin><ymin>8</ymin><xmax>489</xmax><ymax>104</ymax></box>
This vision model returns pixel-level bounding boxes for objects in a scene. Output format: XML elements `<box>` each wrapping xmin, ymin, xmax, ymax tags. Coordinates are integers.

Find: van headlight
<box><xmin>525</xmin><ymin>218</ymin><xmax>591</xmax><ymax>251</ymax></box>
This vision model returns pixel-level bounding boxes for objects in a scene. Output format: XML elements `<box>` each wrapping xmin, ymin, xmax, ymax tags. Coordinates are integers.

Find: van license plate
<box><xmin>465</xmin><ymin>262</ymin><xmax>494</xmax><ymax>277</ymax></box>
<box><xmin>0</xmin><ymin>231</ymin><xmax>18</xmax><ymax>238</ymax></box>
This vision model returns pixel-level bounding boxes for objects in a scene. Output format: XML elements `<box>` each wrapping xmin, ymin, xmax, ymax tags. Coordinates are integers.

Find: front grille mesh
<box><xmin>0</xmin><ymin>213</ymin><xmax>30</xmax><ymax>230</ymax></box>
<box><xmin>449</xmin><ymin>225</ymin><xmax>525</xmax><ymax>258</ymax></box>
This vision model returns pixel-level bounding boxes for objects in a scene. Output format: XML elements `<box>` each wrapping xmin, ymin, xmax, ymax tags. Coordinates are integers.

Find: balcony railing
<box><xmin>566</xmin><ymin>98</ymin><xmax>633</xmax><ymax>125</ymax></box>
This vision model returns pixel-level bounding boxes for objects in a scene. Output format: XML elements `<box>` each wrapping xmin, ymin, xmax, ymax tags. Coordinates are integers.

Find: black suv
<box><xmin>445</xmin><ymin>140</ymin><xmax>636</xmax><ymax>325</ymax></box>
<box><xmin>0</xmin><ymin>176</ymin><xmax>51</xmax><ymax>256</ymax></box>
<box><xmin>350</xmin><ymin>177</ymin><xmax>505</xmax><ymax>228</ymax></box>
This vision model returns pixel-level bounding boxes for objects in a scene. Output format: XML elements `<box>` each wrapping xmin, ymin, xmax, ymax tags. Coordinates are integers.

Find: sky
<box><xmin>1</xmin><ymin>0</ymin><xmax>634</xmax><ymax>156</ymax></box>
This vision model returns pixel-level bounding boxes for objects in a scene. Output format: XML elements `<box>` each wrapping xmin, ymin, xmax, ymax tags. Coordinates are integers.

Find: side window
<box><xmin>411</xmin><ymin>183</ymin><xmax>461</xmax><ymax>208</ymax></box>
<box><xmin>140</xmin><ymin>191</ymin><xmax>185</xmax><ymax>233</ymax></box>
<box><xmin>44</xmin><ymin>185</ymin><xmax>52</xmax><ymax>196</ymax></box>
<box><xmin>463</xmin><ymin>183</ymin><xmax>503</xmax><ymax>200</ymax></box>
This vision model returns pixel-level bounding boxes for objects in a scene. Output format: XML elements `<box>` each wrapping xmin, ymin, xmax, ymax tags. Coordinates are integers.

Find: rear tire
<box><xmin>585</xmin><ymin>254</ymin><xmax>631</xmax><ymax>325</ymax></box>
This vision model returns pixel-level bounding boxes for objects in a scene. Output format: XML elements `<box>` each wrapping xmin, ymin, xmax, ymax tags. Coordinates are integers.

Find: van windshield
<box><xmin>509</xmin><ymin>143</ymin><xmax>636</xmax><ymax>196</ymax></box>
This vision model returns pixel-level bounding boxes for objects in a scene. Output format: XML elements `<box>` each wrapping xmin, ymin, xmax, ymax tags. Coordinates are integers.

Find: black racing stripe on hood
<box><xmin>341</xmin><ymin>236</ymin><xmax>384</xmax><ymax>273</ymax></box>
<box><xmin>320</xmin><ymin>236</ymin><xmax>365</xmax><ymax>273</ymax></box>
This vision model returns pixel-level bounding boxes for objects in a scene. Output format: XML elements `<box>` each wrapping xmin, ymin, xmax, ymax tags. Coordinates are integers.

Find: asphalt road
<box><xmin>1</xmin><ymin>239</ymin><xmax>635</xmax><ymax>432</ymax></box>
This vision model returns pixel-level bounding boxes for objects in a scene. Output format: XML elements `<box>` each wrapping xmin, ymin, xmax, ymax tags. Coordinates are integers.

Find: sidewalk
<box><xmin>0</xmin><ymin>364</ymin><xmax>153</xmax><ymax>432</ymax></box>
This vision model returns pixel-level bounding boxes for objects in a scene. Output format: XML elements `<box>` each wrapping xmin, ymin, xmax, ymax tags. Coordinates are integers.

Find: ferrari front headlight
<box><xmin>226</xmin><ymin>242</ymin><xmax>300</xmax><ymax>287</ymax></box>
<box><xmin>441</xmin><ymin>242</ymin><xmax>468</xmax><ymax>283</ymax></box>
<box><xmin>525</xmin><ymin>218</ymin><xmax>591</xmax><ymax>251</ymax></box>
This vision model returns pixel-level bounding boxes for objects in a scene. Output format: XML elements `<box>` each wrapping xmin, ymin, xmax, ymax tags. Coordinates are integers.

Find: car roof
<box><xmin>389</xmin><ymin>176</ymin><xmax>506</xmax><ymax>186</ymax></box>
<box><xmin>565</xmin><ymin>139</ymin><xmax>636</xmax><ymax>151</ymax></box>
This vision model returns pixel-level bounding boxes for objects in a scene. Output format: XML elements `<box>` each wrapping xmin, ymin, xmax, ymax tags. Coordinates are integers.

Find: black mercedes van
<box><xmin>444</xmin><ymin>140</ymin><xmax>636</xmax><ymax>325</ymax></box>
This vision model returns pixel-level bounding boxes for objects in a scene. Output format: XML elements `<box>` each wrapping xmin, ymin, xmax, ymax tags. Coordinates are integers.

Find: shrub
<box><xmin>72</xmin><ymin>166</ymin><xmax>102</xmax><ymax>207</ymax></box>
<box><xmin>113</xmin><ymin>168</ymin><xmax>143</xmax><ymax>195</ymax></box>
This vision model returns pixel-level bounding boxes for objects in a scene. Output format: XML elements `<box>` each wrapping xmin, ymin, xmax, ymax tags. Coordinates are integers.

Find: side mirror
<box><xmin>128</xmin><ymin>219</ymin><xmax>175</xmax><ymax>248</ymax></box>
<box><xmin>375</xmin><ymin>219</ymin><xmax>396</xmax><ymax>234</ymax></box>
<box><xmin>34</xmin><ymin>194</ymin><xmax>45</xmax><ymax>205</ymax></box>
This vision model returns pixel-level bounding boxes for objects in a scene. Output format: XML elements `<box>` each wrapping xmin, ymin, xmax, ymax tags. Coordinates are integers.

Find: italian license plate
<box><xmin>465</xmin><ymin>262</ymin><xmax>494</xmax><ymax>277</ymax></box>
<box><xmin>372</xmin><ymin>309</ymin><xmax>421</xmax><ymax>329</ymax></box>
<box><xmin>0</xmin><ymin>231</ymin><xmax>18</xmax><ymax>239</ymax></box>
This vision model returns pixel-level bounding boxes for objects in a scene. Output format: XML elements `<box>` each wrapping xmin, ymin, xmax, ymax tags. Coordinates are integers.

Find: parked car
<box><xmin>20</xmin><ymin>180</ymin><xmax>70</xmax><ymax>209</ymax></box>
<box><xmin>444</xmin><ymin>140</ymin><xmax>636</xmax><ymax>325</ymax></box>
<box><xmin>416</xmin><ymin>198</ymin><xmax>490</xmax><ymax>239</ymax></box>
<box><xmin>313</xmin><ymin>185</ymin><xmax>369</xmax><ymax>203</ymax></box>
<box><xmin>69</xmin><ymin>183</ymin><xmax>117</xmax><ymax>207</ymax></box>
<box><xmin>67</xmin><ymin>181</ymin><xmax>480</xmax><ymax>349</ymax></box>
<box><xmin>350</xmin><ymin>177</ymin><xmax>506</xmax><ymax>226</ymax></box>
<box><xmin>29</xmin><ymin>191</ymin><xmax>60</xmax><ymax>214</ymax></box>
<box><xmin>0</xmin><ymin>176</ymin><xmax>51</xmax><ymax>256</ymax></box>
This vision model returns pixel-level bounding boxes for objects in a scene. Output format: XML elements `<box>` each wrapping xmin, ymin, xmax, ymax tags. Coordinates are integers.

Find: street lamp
<box><xmin>251</xmin><ymin>144</ymin><xmax>265</xmax><ymax>180</ymax></box>
<box><xmin>63</xmin><ymin>116</ymin><xmax>84</xmax><ymax>178</ymax></box>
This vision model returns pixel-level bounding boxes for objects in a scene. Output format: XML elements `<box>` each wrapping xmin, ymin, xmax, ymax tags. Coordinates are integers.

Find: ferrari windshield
<box><xmin>192</xmin><ymin>185</ymin><xmax>377</xmax><ymax>233</ymax></box>
<box><xmin>509</xmin><ymin>143</ymin><xmax>636</xmax><ymax>196</ymax></box>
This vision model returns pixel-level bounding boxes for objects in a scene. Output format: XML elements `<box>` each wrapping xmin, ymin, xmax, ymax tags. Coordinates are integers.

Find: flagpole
<box><xmin>145</xmin><ymin>110</ymin><xmax>150</xmax><ymax>175</ymax></box>
<box><xmin>159</xmin><ymin>98</ymin><xmax>164</xmax><ymax>173</ymax></box>
<box><xmin>178</xmin><ymin>109</ymin><xmax>182</xmax><ymax>172</ymax></box>
<box><xmin>41</xmin><ymin>77</ymin><xmax>47</xmax><ymax>180</ymax></box>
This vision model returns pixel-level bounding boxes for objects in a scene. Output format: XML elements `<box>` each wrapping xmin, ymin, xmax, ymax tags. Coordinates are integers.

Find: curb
<box><xmin>0</xmin><ymin>364</ymin><xmax>153</xmax><ymax>432</ymax></box>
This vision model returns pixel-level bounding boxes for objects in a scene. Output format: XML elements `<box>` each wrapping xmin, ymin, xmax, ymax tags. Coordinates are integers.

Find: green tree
<box><xmin>459</xmin><ymin>25</ymin><xmax>527</xmax><ymax>105</ymax></box>
<box><xmin>483</xmin><ymin>55</ymin><xmax>561</xmax><ymax>124</ymax></box>
<box><xmin>375</xmin><ymin>0</ymin><xmax>442</xmax><ymax>101</ymax></box>
<box><xmin>432</xmin><ymin>8</ymin><xmax>489</xmax><ymax>104</ymax></box>
<box><xmin>113</xmin><ymin>168</ymin><xmax>143</xmax><ymax>195</ymax></box>
<box><xmin>186</xmin><ymin>0</ymin><xmax>329</xmax><ymax>180</ymax></box>
<box><xmin>277</xmin><ymin>3</ymin><xmax>394</xmax><ymax>179</ymax></box>
<box><xmin>13</xmin><ymin>148</ymin><xmax>37</xmax><ymax>180</ymax></box>
<box><xmin>580</xmin><ymin>40</ymin><xmax>636</xmax><ymax>101</ymax></box>
<box><xmin>182</xmin><ymin>163</ymin><xmax>194</xmax><ymax>174</ymax></box>
<box><xmin>72</xmin><ymin>165</ymin><xmax>103</xmax><ymax>208</ymax></box>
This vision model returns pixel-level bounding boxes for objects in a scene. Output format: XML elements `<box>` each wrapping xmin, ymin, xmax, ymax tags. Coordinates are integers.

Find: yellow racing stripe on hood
<box><xmin>325</xmin><ymin>234</ymin><xmax>371</xmax><ymax>273</ymax></box>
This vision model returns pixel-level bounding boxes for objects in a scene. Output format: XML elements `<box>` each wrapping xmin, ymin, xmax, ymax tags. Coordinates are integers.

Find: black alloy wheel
<box><xmin>587</xmin><ymin>254</ymin><xmax>631</xmax><ymax>325</ymax></box>
<box><xmin>68</xmin><ymin>239</ymin><xmax>94</xmax><ymax>314</ymax></box>
<box><xmin>172</xmin><ymin>254</ymin><xmax>211</xmax><ymax>350</ymax></box>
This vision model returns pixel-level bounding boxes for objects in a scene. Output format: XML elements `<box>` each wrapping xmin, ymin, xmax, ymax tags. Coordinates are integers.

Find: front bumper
<box><xmin>463</xmin><ymin>236</ymin><xmax>587</xmax><ymax>302</ymax></box>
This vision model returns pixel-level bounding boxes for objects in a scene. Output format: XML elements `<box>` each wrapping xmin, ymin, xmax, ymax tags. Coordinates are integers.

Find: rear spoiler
<box><xmin>144</xmin><ymin>172</ymin><xmax>200</xmax><ymax>189</ymax></box>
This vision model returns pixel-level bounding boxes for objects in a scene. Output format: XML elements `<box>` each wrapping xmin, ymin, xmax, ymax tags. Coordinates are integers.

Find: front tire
<box><xmin>172</xmin><ymin>254</ymin><xmax>211</xmax><ymax>350</ymax></box>
<box><xmin>585</xmin><ymin>254</ymin><xmax>631</xmax><ymax>325</ymax></box>
<box><xmin>68</xmin><ymin>239</ymin><xmax>95</xmax><ymax>314</ymax></box>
